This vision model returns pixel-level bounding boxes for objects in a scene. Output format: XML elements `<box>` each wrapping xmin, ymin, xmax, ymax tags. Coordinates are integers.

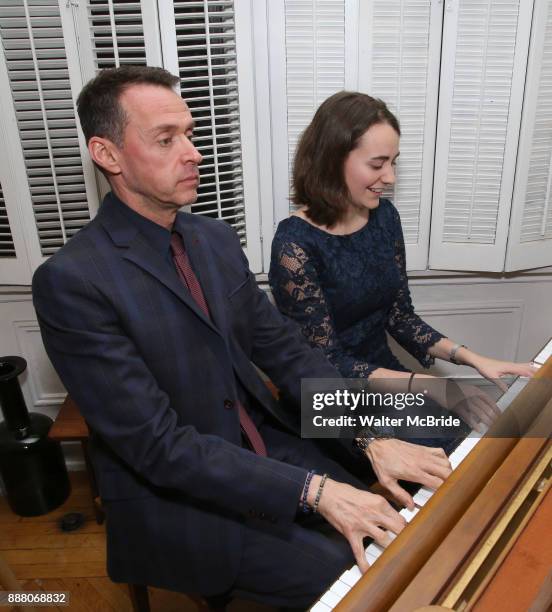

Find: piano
<box><xmin>311</xmin><ymin>338</ymin><xmax>552</xmax><ymax>612</ymax></box>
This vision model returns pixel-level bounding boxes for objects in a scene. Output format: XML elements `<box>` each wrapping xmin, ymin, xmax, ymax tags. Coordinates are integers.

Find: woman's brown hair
<box><xmin>292</xmin><ymin>91</ymin><xmax>400</xmax><ymax>227</ymax></box>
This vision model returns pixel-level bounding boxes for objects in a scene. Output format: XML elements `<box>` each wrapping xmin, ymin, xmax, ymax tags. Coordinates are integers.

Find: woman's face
<box><xmin>343</xmin><ymin>122</ymin><xmax>400</xmax><ymax>212</ymax></box>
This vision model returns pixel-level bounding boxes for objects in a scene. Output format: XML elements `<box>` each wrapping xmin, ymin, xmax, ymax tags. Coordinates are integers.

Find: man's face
<box><xmin>114</xmin><ymin>84</ymin><xmax>202</xmax><ymax>212</ymax></box>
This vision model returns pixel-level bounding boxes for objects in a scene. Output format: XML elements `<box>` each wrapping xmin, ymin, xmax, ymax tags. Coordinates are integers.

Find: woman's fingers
<box><xmin>506</xmin><ymin>362</ymin><xmax>538</xmax><ymax>378</ymax></box>
<box><xmin>491</xmin><ymin>377</ymin><xmax>509</xmax><ymax>393</ymax></box>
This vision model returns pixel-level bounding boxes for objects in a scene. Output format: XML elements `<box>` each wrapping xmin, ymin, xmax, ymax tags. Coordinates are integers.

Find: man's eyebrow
<box><xmin>147</xmin><ymin>121</ymin><xmax>195</xmax><ymax>134</ymax></box>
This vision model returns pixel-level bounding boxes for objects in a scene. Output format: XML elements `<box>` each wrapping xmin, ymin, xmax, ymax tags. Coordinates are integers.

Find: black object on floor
<box><xmin>0</xmin><ymin>356</ymin><xmax>71</xmax><ymax>516</ymax></box>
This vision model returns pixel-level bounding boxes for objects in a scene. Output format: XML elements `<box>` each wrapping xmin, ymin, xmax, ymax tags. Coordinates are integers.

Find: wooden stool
<box><xmin>48</xmin><ymin>396</ymin><xmax>104</xmax><ymax>524</ymax></box>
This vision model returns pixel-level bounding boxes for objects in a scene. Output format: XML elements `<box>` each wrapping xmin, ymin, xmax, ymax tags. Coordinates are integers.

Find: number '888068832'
<box><xmin>0</xmin><ymin>591</ymin><xmax>69</xmax><ymax>606</ymax></box>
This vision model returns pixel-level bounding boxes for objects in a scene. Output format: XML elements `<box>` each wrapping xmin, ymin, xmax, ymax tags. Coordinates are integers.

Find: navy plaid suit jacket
<box><xmin>32</xmin><ymin>193</ymin><xmax>340</xmax><ymax>595</ymax></box>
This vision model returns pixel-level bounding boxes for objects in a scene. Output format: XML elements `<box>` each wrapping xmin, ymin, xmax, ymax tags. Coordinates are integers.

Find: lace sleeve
<box><xmin>269</xmin><ymin>239</ymin><xmax>379</xmax><ymax>378</ymax></box>
<box><xmin>386</xmin><ymin>208</ymin><xmax>444</xmax><ymax>367</ymax></box>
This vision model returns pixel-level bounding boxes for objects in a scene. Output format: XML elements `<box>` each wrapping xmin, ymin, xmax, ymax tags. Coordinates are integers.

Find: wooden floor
<box><xmin>0</xmin><ymin>472</ymin><xmax>274</xmax><ymax>612</ymax></box>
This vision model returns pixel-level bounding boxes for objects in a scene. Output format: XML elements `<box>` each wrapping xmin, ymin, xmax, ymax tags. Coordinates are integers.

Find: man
<box><xmin>32</xmin><ymin>66</ymin><xmax>451</xmax><ymax>608</ymax></box>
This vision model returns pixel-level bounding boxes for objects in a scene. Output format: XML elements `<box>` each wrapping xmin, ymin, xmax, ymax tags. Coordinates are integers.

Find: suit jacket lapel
<box><xmin>98</xmin><ymin>198</ymin><xmax>221</xmax><ymax>338</ymax></box>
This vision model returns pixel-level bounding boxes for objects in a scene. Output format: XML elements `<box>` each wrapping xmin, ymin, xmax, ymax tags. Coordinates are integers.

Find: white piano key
<box><xmin>320</xmin><ymin>590</ymin><xmax>341</xmax><ymax>608</ymax></box>
<box><xmin>340</xmin><ymin>566</ymin><xmax>362</xmax><ymax>588</ymax></box>
<box><xmin>365</xmin><ymin>542</ymin><xmax>384</xmax><ymax>562</ymax></box>
<box><xmin>388</xmin><ymin>530</ymin><xmax>398</xmax><ymax>541</ymax></box>
<box><xmin>497</xmin><ymin>377</ymin><xmax>529</xmax><ymax>412</ymax></box>
<box><xmin>365</xmin><ymin>546</ymin><xmax>379</xmax><ymax>564</ymax></box>
<box><xmin>400</xmin><ymin>507</ymin><xmax>419</xmax><ymax>522</ymax></box>
<box><xmin>413</xmin><ymin>486</ymin><xmax>435</xmax><ymax>507</ymax></box>
<box><xmin>451</xmin><ymin>436</ymin><xmax>480</xmax><ymax>460</ymax></box>
<box><xmin>329</xmin><ymin>579</ymin><xmax>351</xmax><ymax>598</ymax></box>
<box><xmin>310</xmin><ymin>601</ymin><xmax>332</xmax><ymax>612</ymax></box>
<box><xmin>449</xmin><ymin>453</ymin><xmax>462</xmax><ymax>470</ymax></box>
<box><xmin>534</xmin><ymin>339</ymin><xmax>552</xmax><ymax>365</ymax></box>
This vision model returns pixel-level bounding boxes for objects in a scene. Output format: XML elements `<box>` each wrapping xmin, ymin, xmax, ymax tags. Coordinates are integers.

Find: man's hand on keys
<box><xmin>365</xmin><ymin>439</ymin><xmax>452</xmax><ymax>509</ymax></box>
<box><xmin>308</xmin><ymin>476</ymin><xmax>406</xmax><ymax>573</ymax></box>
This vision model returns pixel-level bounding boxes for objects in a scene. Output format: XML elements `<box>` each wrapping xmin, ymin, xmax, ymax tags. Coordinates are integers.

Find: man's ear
<box><xmin>88</xmin><ymin>136</ymin><xmax>122</xmax><ymax>175</ymax></box>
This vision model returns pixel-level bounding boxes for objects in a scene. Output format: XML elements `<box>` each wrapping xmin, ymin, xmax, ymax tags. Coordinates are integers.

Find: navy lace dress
<box><xmin>269</xmin><ymin>199</ymin><xmax>444</xmax><ymax>377</ymax></box>
<box><xmin>270</xmin><ymin>199</ymin><xmax>466</xmax><ymax>454</ymax></box>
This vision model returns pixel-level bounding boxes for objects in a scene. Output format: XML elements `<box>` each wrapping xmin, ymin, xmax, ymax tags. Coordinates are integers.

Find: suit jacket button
<box><xmin>224</xmin><ymin>399</ymin><xmax>234</xmax><ymax>410</ymax></box>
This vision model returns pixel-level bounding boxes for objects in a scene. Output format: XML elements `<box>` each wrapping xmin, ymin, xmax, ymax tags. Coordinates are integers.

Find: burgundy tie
<box><xmin>170</xmin><ymin>232</ymin><xmax>267</xmax><ymax>457</ymax></box>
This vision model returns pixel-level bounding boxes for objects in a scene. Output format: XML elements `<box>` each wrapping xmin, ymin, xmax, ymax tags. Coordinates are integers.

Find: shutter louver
<box><xmin>172</xmin><ymin>0</ymin><xmax>247</xmax><ymax>244</ymax></box>
<box><xmin>88</xmin><ymin>0</ymin><xmax>147</xmax><ymax>68</ymax></box>
<box><xmin>443</xmin><ymin>1</ymin><xmax>519</xmax><ymax>245</ymax></box>
<box><xmin>285</xmin><ymin>0</ymin><xmax>345</xmax><ymax>209</ymax></box>
<box><xmin>0</xmin><ymin>0</ymin><xmax>91</xmax><ymax>256</ymax></box>
<box><xmin>360</xmin><ymin>0</ymin><xmax>441</xmax><ymax>270</ymax></box>
<box><xmin>0</xmin><ymin>180</ymin><xmax>16</xmax><ymax>257</ymax></box>
<box><xmin>368</xmin><ymin>0</ymin><xmax>435</xmax><ymax>247</ymax></box>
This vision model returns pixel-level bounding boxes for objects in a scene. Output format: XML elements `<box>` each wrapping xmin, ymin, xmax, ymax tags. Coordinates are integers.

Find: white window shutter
<box><xmin>505</xmin><ymin>0</ymin><xmax>552</xmax><ymax>271</ymax></box>
<box><xmin>0</xmin><ymin>113</ymin><xmax>32</xmax><ymax>284</ymax></box>
<box><xmin>0</xmin><ymin>0</ymin><xmax>99</xmax><ymax>277</ymax></box>
<box><xmin>429</xmin><ymin>0</ymin><xmax>533</xmax><ymax>272</ymax></box>
<box><xmin>271</xmin><ymin>0</ymin><xmax>347</xmax><ymax>223</ymax></box>
<box><xmin>357</xmin><ymin>0</ymin><xmax>443</xmax><ymax>270</ymax></box>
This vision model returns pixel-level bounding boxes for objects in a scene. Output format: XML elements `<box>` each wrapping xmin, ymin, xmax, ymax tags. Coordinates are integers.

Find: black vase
<box><xmin>0</xmin><ymin>356</ymin><xmax>71</xmax><ymax>516</ymax></box>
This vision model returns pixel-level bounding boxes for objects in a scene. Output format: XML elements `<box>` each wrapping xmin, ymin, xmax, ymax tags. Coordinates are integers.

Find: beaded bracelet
<box><xmin>313</xmin><ymin>473</ymin><xmax>329</xmax><ymax>514</ymax></box>
<box><xmin>300</xmin><ymin>469</ymin><xmax>315</xmax><ymax>514</ymax></box>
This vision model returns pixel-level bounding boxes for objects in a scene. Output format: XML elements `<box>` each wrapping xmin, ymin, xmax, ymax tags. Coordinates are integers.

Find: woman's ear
<box><xmin>88</xmin><ymin>136</ymin><xmax>122</xmax><ymax>175</ymax></box>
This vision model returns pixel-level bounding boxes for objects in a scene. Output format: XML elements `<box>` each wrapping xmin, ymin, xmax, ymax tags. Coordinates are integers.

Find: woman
<box><xmin>269</xmin><ymin>91</ymin><xmax>535</xmax><ymax>440</ymax></box>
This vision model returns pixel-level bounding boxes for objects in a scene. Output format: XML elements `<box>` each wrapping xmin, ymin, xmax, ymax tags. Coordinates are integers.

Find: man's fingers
<box><xmin>421</xmin><ymin>457</ymin><xmax>452</xmax><ymax>481</ymax></box>
<box><xmin>378</xmin><ymin>508</ymin><xmax>407</xmax><ymax>536</ymax></box>
<box><xmin>427</xmin><ymin>452</ymin><xmax>452</xmax><ymax>470</ymax></box>
<box><xmin>470</xmin><ymin>399</ymin><xmax>495</xmax><ymax>427</ymax></box>
<box><xmin>492</xmin><ymin>378</ymin><xmax>508</xmax><ymax>393</ymax></box>
<box><xmin>382</xmin><ymin>480</ymin><xmax>415</xmax><ymax>511</ymax></box>
<box><xmin>350</xmin><ymin>536</ymin><xmax>370</xmax><ymax>574</ymax></box>
<box><xmin>370</xmin><ymin>526</ymin><xmax>393</xmax><ymax>548</ymax></box>
<box><xmin>416</xmin><ymin>472</ymin><xmax>445</xmax><ymax>490</ymax></box>
<box><xmin>458</xmin><ymin>408</ymin><xmax>483</xmax><ymax>431</ymax></box>
<box><xmin>427</xmin><ymin>446</ymin><xmax>447</xmax><ymax>458</ymax></box>
<box><xmin>477</xmin><ymin>393</ymin><xmax>501</xmax><ymax>419</ymax></box>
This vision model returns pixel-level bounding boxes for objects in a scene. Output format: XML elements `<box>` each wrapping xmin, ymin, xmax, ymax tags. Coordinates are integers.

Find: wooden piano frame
<box><xmin>335</xmin><ymin>357</ymin><xmax>552</xmax><ymax>611</ymax></box>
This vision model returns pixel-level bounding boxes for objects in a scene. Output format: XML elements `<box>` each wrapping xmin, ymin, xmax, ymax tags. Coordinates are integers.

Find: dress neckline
<box><xmin>287</xmin><ymin>213</ymin><xmax>373</xmax><ymax>238</ymax></box>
